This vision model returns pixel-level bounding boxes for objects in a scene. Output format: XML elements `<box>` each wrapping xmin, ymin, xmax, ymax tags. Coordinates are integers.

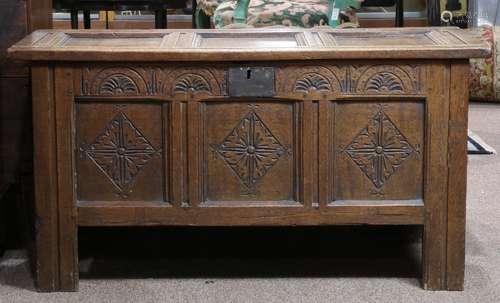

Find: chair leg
<box><xmin>155</xmin><ymin>10</ymin><xmax>167</xmax><ymax>29</ymax></box>
<box><xmin>83</xmin><ymin>10</ymin><xmax>91</xmax><ymax>29</ymax></box>
<box><xmin>70</xmin><ymin>9</ymin><xmax>78</xmax><ymax>29</ymax></box>
<box><xmin>195</xmin><ymin>9</ymin><xmax>211</xmax><ymax>29</ymax></box>
<box><xmin>155</xmin><ymin>10</ymin><xmax>161</xmax><ymax>29</ymax></box>
<box><xmin>426</xmin><ymin>0</ymin><xmax>441</xmax><ymax>26</ymax></box>
<box><xmin>396</xmin><ymin>0</ymin><xmax>404</xmax><ymax>27</ymax></box>
<box><xmin>164</xmin><ymin>9</ymin><xmax>168</xmax><ymax>29</ymax></box>
<box><xmin>192</xmin><ymin>0</ymin><xmax>197</xmax><ymax>28</ymax></box>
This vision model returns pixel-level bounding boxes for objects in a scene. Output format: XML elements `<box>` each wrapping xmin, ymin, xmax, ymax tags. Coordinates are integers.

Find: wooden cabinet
<box><xmin>8</xmin><ymin>27</ymin><xmax>489</xmax><ymax>292</ymax></box>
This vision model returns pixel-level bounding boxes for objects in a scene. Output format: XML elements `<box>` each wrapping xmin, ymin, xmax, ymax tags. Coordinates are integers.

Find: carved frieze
<box><xmin>81</xmin><ymin>66</ymin><xmax>160</xmax><ymax>96</ymax></box>
<box><xmin>78</xmin><ymin>65</ymin><xmax>226</xmax><ymax>97</ymax></box>
<box><xmin>349</xmin><ymin>65</ymin><xmax>421</xmax><ymax>94</ymax></box>
<box><xmin>278</xmin><ymin>64</ymin><xmax>422</xmax><ymax>96</ymax></box>
<box><xmin>166</xmin><ymin>68</ymin><xmax>224</xmax><ymax>97</ymax></box>
<box><xmin>278</xmin><ymin>65</ymin><xmax>344</xmax><ymax>96</ymax></box>
<box><xmin>295</xmin><ymin>73</ymin><xmax>332</xmax><ymax>93</ymax></box>
<box><xmin>77</xmin><ymin>64</ymin><xmax>421</xmax><ymax>98</ymax></box>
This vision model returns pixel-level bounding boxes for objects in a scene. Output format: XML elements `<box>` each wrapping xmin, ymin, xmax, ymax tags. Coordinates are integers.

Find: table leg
<box><xmin>83</xmin><ymin>10</ymin><xmax>91</xmax><ymax>29</ymax></box>
<box><xmin>70</xmin><ymin>9</ymin><xmax>78</xmax><ymax>29</ymax></box>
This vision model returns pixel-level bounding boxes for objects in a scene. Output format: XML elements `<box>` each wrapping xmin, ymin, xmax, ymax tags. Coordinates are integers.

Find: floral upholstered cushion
<box><xmin>470</xmin><ymin>26</ymin><xmax>500</xmax><ymax>102</ymax></box>
<box><xmin>197</xmin><ymin>0</ymin><xmax>225</xmax><ymax>16</ymax></box>
<box><xmin>214</xmin><ymin>0</ymin><xmax>331</xmax><ymax>28</ymax></box>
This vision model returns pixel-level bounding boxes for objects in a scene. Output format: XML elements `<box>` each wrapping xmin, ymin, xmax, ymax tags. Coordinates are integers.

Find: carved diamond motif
<box><xmin>212</xmin><ymin>109</ymin><xmax>288</xmax><ymax>194</ymax></box>
<box><xmin>345</xmin><ymin>106</ymin><xmax>414</xmax><ymax>189</ymax></box>
<box><xmin>82</xmin><ymin>112</ymin><xmax>158</xmax><ymax>192</ymax></box>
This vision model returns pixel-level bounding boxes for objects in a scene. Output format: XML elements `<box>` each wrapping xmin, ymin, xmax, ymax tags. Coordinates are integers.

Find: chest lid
<box><xmin>8</xmin><ymin>27</ymin><xmax>490</xmax><ymax>62</ymax></box>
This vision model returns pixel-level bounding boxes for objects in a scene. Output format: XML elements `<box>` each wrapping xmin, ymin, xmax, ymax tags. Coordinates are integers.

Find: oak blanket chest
<box><xmin>8</xmin><ymin>27</ymin><xmax>490</xmax><ymax>292</ymax></box>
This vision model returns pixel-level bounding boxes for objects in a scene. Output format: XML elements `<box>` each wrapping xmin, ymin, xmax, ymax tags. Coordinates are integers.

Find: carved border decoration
<box><xmin>343</xmin><ymin>105</ymin><xmax>415</xmax><ymax>190</ymax></box>
<box><xmin>279</xmin><ymin>64</ymin><xmax>421</xmax><ymax>96</ymax></box>
<box><xmin>211</xmin><ymin>106</ymin><xmax>289</xmax><ymax>195</ymax></box>
<box><xmin>167</xmin><ymin>68</ymin><xmax>224</xmax><ymax>97</ymax></box>
<box><xmin>280</xmin><ymin>65</ymin><xmax>344</xmax><ymax>96</ymax></box>
<box><xmin>351</xmin><ymin>65</ymin><xmax>421</xmax><ymax>94</ymax></box>
<box><xmin>80</xmin><ymin>110</ymin><xmax>161</xmax><ymax>196</ymax></box>
<box><xmin>100</xmin><ymin>74</ymin><xmax>138</xmax><ymax>95</ymax></box>
<box><xmin>83</xmin><ymin>66</ymin><xmax>156</xmax><ymax>96</ymax></box>
<box><xmin>78</xmin><ymin>65</ymin><xmax>226</xmax><ymax>97</ymax></box>
<box><xmin>295</xmin><ymin>73</ymin><xmax>332</xmax><ymax>93</ymax></box>
<box><xmin>78</xmin><ymin>64</ymin><xmax>421</xmax><ymax>97</ymax></box>
<box><xmin>173</xmin><ymin>73</ymin><xmax>211</xmax><ymax>94</ymax></box>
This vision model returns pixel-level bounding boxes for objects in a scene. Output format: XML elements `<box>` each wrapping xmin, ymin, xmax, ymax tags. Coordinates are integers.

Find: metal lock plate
<box><xmin>228</xmin><ymin>67</ymin><xmax>275</xmax><ymax>97</ymax></box>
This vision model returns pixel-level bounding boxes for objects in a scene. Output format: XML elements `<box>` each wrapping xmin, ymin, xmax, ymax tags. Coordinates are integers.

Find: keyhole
<box><xmin>247</xmin><ymin>69</ymin><xmax>252</xmax><ymax>80</ymax></box>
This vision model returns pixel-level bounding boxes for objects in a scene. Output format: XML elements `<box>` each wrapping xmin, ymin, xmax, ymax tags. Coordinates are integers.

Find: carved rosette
<box><xmin>100</xmin><ymin>75</ymin><xmax>138</xmax><ymax>95</ymax></box>
<box><xmin>173</xmin><ymin>74</ymin><xmax>211</xmax><ymax>94</ymax></box>
<box><xmin>80</xmin><ymin>111</ymin><xmax>160</xmax><ymax>194</ymax></box>
<box><xmin>278</xmin><ymin>65</ymin><xmax>344</xmax><ymax>96</ymax></box>
<box><xmin>294</xmin><ymin>73</ymin><xmax>332</xmax><ymax>93</ymax></box>
<box><xmin>278</xmin><ymin>64</ymin><xmax>421</xmax><ymax>96</ymax></box>
<box><xmin>211</xmin><ymin>108</ymin><xmax>288</xmax><ymax>194</ymax></box>
<box><xmin>79</xmin><ymin>65</ymin><xmax>226</xmax><ymax>97</ymax></box>
<box><xmin>167</xmin><ymin>68</ymin><xmax>223</xmax><ymax>97</ymax></box>
<box><xmin>83</xmin><ymin>67</ymin><xmax>156</xmax><ymax>96</ymax></box>
<box><xmin>352</xmin><ymin>65</ymin><xmax>420</xmax><ymax>94</ymax></box>
<box><xmin>344</xmin><ymin>105</ymin><xmax>415</xmax><ymax>189</ymax></box>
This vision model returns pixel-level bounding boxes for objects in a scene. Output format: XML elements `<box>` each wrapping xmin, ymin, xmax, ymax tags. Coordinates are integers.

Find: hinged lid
<box><xmin>8</xmin><ymin>27</ymin><xmax>490</xmax><ymax>62</ymax></box>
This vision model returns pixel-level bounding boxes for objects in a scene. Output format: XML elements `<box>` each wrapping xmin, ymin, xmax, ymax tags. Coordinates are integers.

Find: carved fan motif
<box><xmin>212</xmin><ymin>109</ymin><xmax>288</xmax><ymax>194</ymax></box>
<box><xmin>100</xmin><ymin>75</ymin><xmax>139</xmax><ymax>95</ymax></box>
<box><xmin>294</xmin><ymin>73</ymin><xmax>332</xmax><ymax>93</ymax></box>
<box><xmin>365</xmin><ymin>72</ymin><xmax>404</xmax><ymax>93</ymax></box>
<box><xmin>81</xmin><ymin>112</ymin><xmax>158</xmax><ymax>193</ymax></box>
<box><xmin>344</xmin><ymin>106</ymin><xmax>415</xmax><ymax>189</ymax></box>
<box><xmin>174</xmin><ymin>74</ymin><xmax>211</xmax><ymax>94</ymax></box>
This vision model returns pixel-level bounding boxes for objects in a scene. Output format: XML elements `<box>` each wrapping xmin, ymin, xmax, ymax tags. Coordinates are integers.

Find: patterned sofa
<box><xmin>215</xmin><ymin>0</ymin><xmax>332</xmax><ymax>28</ymax></box>
<box><xmin>470</xmin><ymin>26</ymin><xmax>500</xmax><ymax>102</ymax></box>
<box><xmin>196</xmin><ymin>0</ymin><xmax>361</xmax><ymax>28</ymax></box>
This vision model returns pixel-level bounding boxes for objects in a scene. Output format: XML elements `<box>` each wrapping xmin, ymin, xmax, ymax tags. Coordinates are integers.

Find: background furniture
<box><xmin>204</xmin><ymin>0</ymin><xmax>404</xmax><ymax>29</ymax></box>
<box><xmin>470</xmin><ymin>26</ymin><xmax>500</xmax><ymax>102</ymax></box>
<box><xmin>0</xmin><ymin>0</ymin><xmax>52</xmax><ymax>260</ymax></box>
<box><xmin>9</xmin><ymin>27</ymin><xmax>488</xmax><ymax>292</ymax></box>
<box><xmin>54</xmin><ymin>0</ymin><xmax>186</xmax><ymax>29</ymax></box>
<box><xmin>365</xmin><ymin>0</ymin><xmax>404</xmax><ymax>27</ymax></box>
<box><xmin>426</xmin><ymin>0</ymin><xmax>440</xmax><ymax>25</ymax></box>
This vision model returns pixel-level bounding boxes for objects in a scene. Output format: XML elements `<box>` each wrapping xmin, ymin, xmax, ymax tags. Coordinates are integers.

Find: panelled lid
<box><xmin>8</xmin><ymin>27</ymin><xmax>490</xmax><ymax>62</ymax></box>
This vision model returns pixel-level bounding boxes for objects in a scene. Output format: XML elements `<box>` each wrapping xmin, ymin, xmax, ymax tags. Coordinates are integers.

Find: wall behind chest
<box><xmin>0</xmin><ymin>0</ymin><xmax>51</xmax><ymax>184</ymax></box>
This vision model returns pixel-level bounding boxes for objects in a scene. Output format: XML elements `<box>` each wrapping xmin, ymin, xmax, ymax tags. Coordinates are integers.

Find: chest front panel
<box><xmin>72</xmin><ymin>62</ymin><xmax>428</xmax><ymax>214</ymax></box>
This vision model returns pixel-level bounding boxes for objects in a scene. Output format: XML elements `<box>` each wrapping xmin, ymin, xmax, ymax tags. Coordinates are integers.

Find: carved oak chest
<box><xmin>8</xmin><ymin>27</ymin><xmax>490</xmax><ymax>292</ymax></box>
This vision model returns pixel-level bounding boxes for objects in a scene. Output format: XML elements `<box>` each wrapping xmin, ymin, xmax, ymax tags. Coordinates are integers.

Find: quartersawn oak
<box><xmin>7</xmin><ymin>27</ymin><xmax>490</xmax><ymax>292</ymax></box>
